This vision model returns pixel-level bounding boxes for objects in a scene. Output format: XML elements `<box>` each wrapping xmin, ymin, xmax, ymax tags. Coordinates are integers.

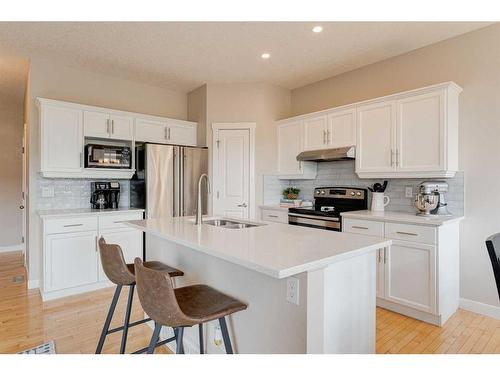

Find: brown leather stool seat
<box><xmin>134</xmin><ymin>258</ymin><xmax>248</xmax><ymax>354</ymax></box>
<box><xmin>96</xmin><ymin>237</ymin><xmax>184</xmax><ymax>354</ymax></box>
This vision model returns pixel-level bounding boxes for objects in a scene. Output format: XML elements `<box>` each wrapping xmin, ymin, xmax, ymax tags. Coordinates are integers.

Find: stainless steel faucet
<box><xmin>195</xmin><ymin>173</ymin><xmax>211</xmax><ymax>225</ymax></box>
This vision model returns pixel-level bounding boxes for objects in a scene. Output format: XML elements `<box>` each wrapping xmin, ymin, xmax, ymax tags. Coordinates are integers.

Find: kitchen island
<box><xmin>125</xmin><ymin>216</ymin><xmax>391</xmax><ymax>354</ymax></box>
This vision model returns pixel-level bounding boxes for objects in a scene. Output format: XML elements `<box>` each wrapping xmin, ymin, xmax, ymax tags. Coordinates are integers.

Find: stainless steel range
<box><xmin>288</xmin><ymin>187</ymin><xmax>367</xmax><ymax>231</ymax></box>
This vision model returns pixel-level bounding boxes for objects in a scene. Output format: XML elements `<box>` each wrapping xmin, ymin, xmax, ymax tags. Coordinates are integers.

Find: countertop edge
<box><xmin>340</xmin><ymin>210</ymin><xmax>464</xmax><ymax>226</ymax></box>
<box><xmin>38</xmin><ymin>208</ymin><xmax>145</xmax><ymax>219</ymax></box>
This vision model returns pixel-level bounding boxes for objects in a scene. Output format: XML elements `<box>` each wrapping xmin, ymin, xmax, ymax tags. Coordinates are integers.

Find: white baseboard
<box><xmin>460</xmin><ymin>298</ymin><xmax>500</xmax><ymax>320</ymax></box>
<box><xmin>0</xmin><ymin>244</ymin><xmax>24</xmax><ymax>253</ymax></box>
<box><xmin>28</xmin><ymin>279</ymin><xmax>39</xmax><ymax>289</ymax></box>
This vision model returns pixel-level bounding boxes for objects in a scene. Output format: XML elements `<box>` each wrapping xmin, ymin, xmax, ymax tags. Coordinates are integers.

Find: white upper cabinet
<box><xmin>84</xmin><ymin>110</ymin><xmax>133</xmax><ymax>140</ymax></box>
<box><xmin>304</xmin><ymin>115</ymin><xmax>329</xmax><ymax>150</ymax></box>
<box><xmin>328</xmin><ymin>107</ymin><xmax>356</xmax><ymax>148</ymax></box>
<box><xmin>277</xmin><ymin>120</ymin><xmax>317</xmax><ymax>179</ymax></box>
<box><xmin>41</xmin><ymin>104</ymin><xmax>83</xmax><ymax>174</ymax></box>
<box><xmin>135</xmin><ymin>118</ymin><xmax>167</xmax><ymax>143</ymax></box>
<box><xmin>135</xmin><ymin>117</ymin><xmax>197</xmax><ymax>146</ymax></box>
<box><xmin>167</xmin><ymin>119</ymin><xmax>197</xmax><ymax>146</ymax></box>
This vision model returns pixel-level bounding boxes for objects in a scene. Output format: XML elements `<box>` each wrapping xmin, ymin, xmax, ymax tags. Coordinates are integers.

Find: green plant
<box><xmin>282</xmin><ymin>187</ymin><xmax>301</xmax><ymax>199</ymax></box>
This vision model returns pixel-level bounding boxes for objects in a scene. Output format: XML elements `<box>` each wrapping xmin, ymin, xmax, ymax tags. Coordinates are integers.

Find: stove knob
<box><xmin>350</xmin><ymin>191</ymin><xmax>355</xmax><ymax>196</ymax></box>
<box><xmin>320</xmin><ymin>190</ymin><xmax>326</xmax><ymax>195</ymax></box>
<box><xmin>356</xmin><ymin>192</ymin><xmax>361</xmax><ymax>196</ymax></box>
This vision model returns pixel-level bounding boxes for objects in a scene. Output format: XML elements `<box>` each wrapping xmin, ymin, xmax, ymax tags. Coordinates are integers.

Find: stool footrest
<box><xmin>132</xmin><ymin>335</ymin><xmax>177</xmax><ymax>354</ymax></box>
<box><xmin>107</xmin><ymin>317</ymin><xmax>152</xmax><ymax>334</ymax></box>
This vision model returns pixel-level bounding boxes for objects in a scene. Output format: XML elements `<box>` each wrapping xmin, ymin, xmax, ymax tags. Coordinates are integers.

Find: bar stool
<box><xmin>96</xmin><ymin>237</ymin><xmax>184</xmax><ymax>354</ymax></box>
<box><xmin>134</xmin><ymin>258</ymin><xmax>248</xmax><ymax>354</ymax></box>
<box><xmin>486</xmin><ymin>233</ymin><xmax>500</xmax><ymax>301</ymax></box>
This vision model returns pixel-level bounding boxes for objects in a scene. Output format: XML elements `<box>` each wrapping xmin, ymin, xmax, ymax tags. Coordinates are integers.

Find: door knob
<box><xmin>237</xmin><ymin>203</ymin><xmax>247</xmax><ymax>208</ymax></box>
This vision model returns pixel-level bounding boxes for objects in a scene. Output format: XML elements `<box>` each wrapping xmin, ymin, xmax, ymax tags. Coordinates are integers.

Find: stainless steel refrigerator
<box><xmin>130</xmin><ymin>144</ymin><xmax>208</xmax><ymax>219</ymax></box>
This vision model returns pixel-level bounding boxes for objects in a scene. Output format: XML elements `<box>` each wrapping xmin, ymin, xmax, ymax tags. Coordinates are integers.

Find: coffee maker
<box><xmin>414</xmin><ymin>181</ymin><xmax>451</xmax><ymax>216</ymax></box>
<box><xmin>90</xmin><ymin>182</ymin><xmax>120</xmax><ymax>209</ymax></box>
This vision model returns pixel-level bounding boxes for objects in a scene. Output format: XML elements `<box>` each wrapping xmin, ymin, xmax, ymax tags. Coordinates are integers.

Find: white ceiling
<box><xmin>0</xmin><ymin>22</ymin><xmax>492</xmax><ymax>93</ymax></box>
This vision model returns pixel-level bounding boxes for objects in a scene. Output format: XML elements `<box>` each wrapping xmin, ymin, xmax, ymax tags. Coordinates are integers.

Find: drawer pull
<box><xmin>396</xmin><ymin>231</ymin><xmax>418</xmax><ymax>236</ymax></box>
<box><xmin>267</xmin><ymin>215</ymin><xmax>279</xmax><ymax>218</ymax></box>
<box><xmin>63</xmin><ymin>224</ymin><xmax>83</xmax><ymax>227</ymax></box>
<box><xmin>352</xmin><ymin>226</ymin><xmax>369</xmax><ymax>230</ymax></box>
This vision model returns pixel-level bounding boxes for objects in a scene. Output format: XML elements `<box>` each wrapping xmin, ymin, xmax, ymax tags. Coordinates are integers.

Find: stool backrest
<box><xmin>98</xmin><ymin>237</ymin><xmax>135</xmax><ymax>286</ymax></box>
<box><xmin>486</xmin><ymin>233</ymin><xmax>500</xmax><ymax>301</ymax></box>
<box><xmin>134</xmin><ymin>258</ymin><xmax>195</xmax><ymax>327</ymax></box>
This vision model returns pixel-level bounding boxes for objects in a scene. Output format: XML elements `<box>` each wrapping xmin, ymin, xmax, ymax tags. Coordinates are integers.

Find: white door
<box><xmin>396</xmin><ymin>91</ymin><xmax>445</xmax><ymax>172</ymax></box>
<box><xmin>277</xmin><ymin>121</ymin><xmax>304</xmax><ymax>175</ymax></box>
<box><xmin>83</xmin><ymin>110</ymin><xmax>110</xmax><ymax>138</ymax></box>
<box><xmin>41</xmin><ymin>105</ymin><xmax>83</xmax><ymax>173</ymax></box>
<box><xmin>384</xmin><ymin>240</ymin><xmax>436</xmax><ymax>314</ymax></box>
<box><xmin>213</xmin><ymin>128</ymin><xmax>251</xmax><ymax>219</ymax></box>
<box><xmin>304</xmin><ymin>115</ymin><xmax>328</xmax><ymax>150</ymax></box>
<box><xmin>356</xmin><ymin>100</ymin><xmax>396</xmax><ymax>174</ymax></box>
<box><xmin>44</xmin><ymin>231</ymin><xmax>98</xmax><ymax>292</ymax></box>
<box><xmin>98</xmin><ymin>229</ymin><xmax>143</xmax><ymax>282</ymax></box>
<box><xmin>135</xmin><ymin>118</ymin><xmax>167</xmax><ymax>143</ymax></box>
<box><xmin>167</xmin><ymin>120</ymin><xmax>197</xmax><ymax>146</ymax></box>
<box><xmin>109</xmin><ymin>114</ymin><xmax>134</xmax><ymax>140</ymax></box>
<box><xmin>328</xmin><ymin>107</ymin><xmax>356</xmax><ymax>148</ymax></box>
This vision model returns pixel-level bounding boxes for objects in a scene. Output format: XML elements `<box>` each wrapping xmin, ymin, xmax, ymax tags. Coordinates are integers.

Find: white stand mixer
<box><xmin>414</xmin><ymin>181</ymin><xmax>452</xmax><ymax>217</ymax></box>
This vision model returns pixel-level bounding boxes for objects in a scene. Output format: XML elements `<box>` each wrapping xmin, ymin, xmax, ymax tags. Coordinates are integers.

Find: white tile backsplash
<box><xmin>36</xmin><ymin>175</ymin><xmax>130</xmax><ymax>210</ymax></box>
<box><xmin>263</xmin><ymin>160</ymin><xmax>464</xmax><ymax>216</ymax></box>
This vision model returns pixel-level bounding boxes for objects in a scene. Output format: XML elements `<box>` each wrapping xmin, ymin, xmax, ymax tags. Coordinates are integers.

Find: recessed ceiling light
<box><xmin>261</xmin><ymin>53</ymin><xmax>271</xmax><ymax>59</ymax></box>
<box><xmin>312</xmin><ymin>26</ymin><xmax>323</xmax><ymax>33</ymax></box>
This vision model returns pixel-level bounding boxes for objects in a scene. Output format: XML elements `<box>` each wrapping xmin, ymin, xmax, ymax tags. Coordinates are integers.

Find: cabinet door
<box><xmin>396</xmin><ymin>91</ymin><xmax>444</xmax><ymax>172</ymax></box>
<box><xmin>356</xmin><ymin>101</ymin><xmax>396</xmax><ymax>174</ymax></box>
<box><xmin>278</xmin><ymin>121</ymin><xmax>304</xmax><ymax>175</ymax></box>
<box><xmin>83</xmin><ymin>110</ymin><xmax>110</xmax><ymax>138</ymax></box>
<box><xmin>98</xmin><ymin>229</ymin><xmax>143</xmax><ymax>282</ymax></box>
<box><xmin>41</xmin><ymin>105</ymin><xmax>83</xmax><ymax>173</ymax></box>
<box><xmin>44</xmin><ymin>231</ymin><xmax>98</xmax><ymax>292</ymax></box>
<box><xmin>328</xmin><ymin>107</ymin><xmax>356</xmax><ymax>148</ymax></box>
<box><xmin>303</xmin><ymin>115</ymin><xmax>328</xmax><ymax>150</ymax></box>
<box><xmin>109</xmin><ymin>114</ymin><xmax>134</xmax><ymax>140</ymax></box>
<box><xmin>167</xmin><ymin>120</ymin><xmax>197</xmax><ymax>146</ymax></box>
<box><xmin>384</xmin><ymin>240</ymin><xmax>436</xmax><ymax>314</ymax></box>
<box><xmin>135</xmin><ymin>118</ymin><xmax>167</xmax><ymax>143</ymax></box>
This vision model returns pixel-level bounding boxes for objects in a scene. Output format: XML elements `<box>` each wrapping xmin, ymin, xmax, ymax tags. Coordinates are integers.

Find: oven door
<box><xmin>288</xmin><ymin>212</ymin><xmax>341</xmax><ymax>231</ymax></box>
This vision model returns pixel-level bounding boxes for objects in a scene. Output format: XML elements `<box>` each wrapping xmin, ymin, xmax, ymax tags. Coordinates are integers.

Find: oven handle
<box><xmin>288</xmin><ymin>213</ymin><xmax>340</xmax><ymax>222</ymax></box>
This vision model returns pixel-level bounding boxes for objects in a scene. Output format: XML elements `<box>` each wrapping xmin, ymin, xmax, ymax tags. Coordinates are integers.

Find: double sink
<box><xmin>204</xmin><ymin>219</ymin><xmax>264</xmax><ymax>229</ymax></box>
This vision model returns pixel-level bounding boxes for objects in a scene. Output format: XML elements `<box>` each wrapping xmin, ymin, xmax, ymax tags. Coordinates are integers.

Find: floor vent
<box><xmin>12</xmin><ymin>275</ymin><xmax>24</xmax><ymax>283</ymax></box>
<box><xmin>18</xmin><ymin>340</ymin><xmax>56</xmax><ymax>354</ymax></box>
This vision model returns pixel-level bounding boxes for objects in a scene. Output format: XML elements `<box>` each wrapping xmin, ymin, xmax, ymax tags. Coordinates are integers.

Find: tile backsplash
<box><xmin>36</xmin><ymin>175</ymin><xmax>130</xmax><ymax>210</ymax></box>
<box><xmin>263</xmin><ymin>160</ymin><xmax>464</xmax><ymax>216</ymax></box>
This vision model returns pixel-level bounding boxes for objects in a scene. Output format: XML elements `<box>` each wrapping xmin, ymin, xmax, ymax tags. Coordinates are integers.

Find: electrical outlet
<box><xmin>286</xmin><ymin>277</ymin><xmax>300</xmax><ymax>305</ymax></box>
<box><xmin>41</xmin><ymin>187</ymin><xmax>54</xmax><ymax>198</ymax></box>
<box><xmin>405</xmin><ymin>186</ymin><xmax>413</xmax><ymax>198</ymax></box>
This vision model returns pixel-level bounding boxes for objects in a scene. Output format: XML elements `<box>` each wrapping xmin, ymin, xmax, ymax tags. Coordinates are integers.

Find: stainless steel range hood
<box><xmin>296</xmin><ymin>146</ymin><xmax>356</xmax><ymax>162</ymax></box>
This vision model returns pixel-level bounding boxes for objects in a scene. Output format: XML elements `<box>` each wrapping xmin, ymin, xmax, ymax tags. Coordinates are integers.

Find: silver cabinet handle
<box><xmin>352</xmin><ymin>225</ymin><xmax>369</xmax><ymax>230</ymax></box>
<box><xmin>377</xmin><ymin>249</ymin><xmax>381</xmax><ymax>263</ymax></box>
<box><xmin>80</xmin><ymin>152</ymin><xmax>83</xmax><ymax>168</ymax></box>
<box><xmin>327</xmin><ymin>129</ymin><xmax>331</xmax><ymax>143</ymax></box>
<box><xmin>63</xmin><ymin>223</ymin><xmax>83</xmax><ymax>227</ymax></box>
<box><xmin>111</xmin><ymin>119</ymin><xmax>115</xmax><ymax>134</ymax></box>
<box><xmin>238</xmin><ymin>203</ymin><xmax>248</xmax><ymax>208</ymax></box>
<box><xmin>267</xmin><ymin>214</ymin><xmax>279</xmax><ymax>218</ymax></box>
<box><xmin>384</xmin><ymin>248</ymin><xmax>387</xmax><ymax>263</ymax></box>
<box><xmin>95</xmin><ymin>235</ymin><xmax>98</xmax><ymax>252</ymax></box>
<box><xmin>106</xmin><ymin>119</ymin><xmax>110</xmax><ymax>134</ymax></box>
<box><xmin>390</xmin><ymin>150</ymin><xmax>394</xmax><ymax>166</ymax></box>
<box><xmin>168</xmin><ymin>127</ymin><xmax>171</xmax><ymax>140</ymax></box>
<box><xmin>396</xmin><ymin>149</ymin><xmax>399</xmax><ymax>167</ymax></box>
<box><xmin>299</xmin><ymin>161</ymin><xmax>302</xmax><ymax>170</ymax></box>
<box><xmin>396</xmin><ymin>231</ymin><xmax>418</xmax><ymax>236</ymax></box>
<box><xmin>323</xmin><ymin>129</ymin><xmax>327</xmax><ymax>144</ymax></box>
<box><xmin>164</xmin><ymin>127</ymin><xmax>168</xmax><ymax>140</ymax></box>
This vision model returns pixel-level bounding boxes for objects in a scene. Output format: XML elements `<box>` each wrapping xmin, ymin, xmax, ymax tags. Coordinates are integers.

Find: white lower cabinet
<box><xmin>41</xmin><ymin>211</ymin><xmax>143</xmax><ymax>301</ymax></box>
<box><xmin>343</xmin><ymin>217</ymin><xmax>458</xmax><ymax>326</ymax></box>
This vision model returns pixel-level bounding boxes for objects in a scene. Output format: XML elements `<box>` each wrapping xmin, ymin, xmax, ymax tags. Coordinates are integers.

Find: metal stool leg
<box><xmin>219</xmin><ymin>317</ymin><xmax>233</xmax><ymax>354</ymax></box>
<box><xmin>198</xmin><ymin>324</ymin><xmax>204</xmax><ymax>354</ymax></box>
<box><xmin>147</xmin><ymin>322</ymin><xmax>162</xmax><ymax>354</ymax></box>
<box><xmin>120</xmin><ymin>284</ymin><xmax>135</xmax><ymax>354</ymax></box>
<box><xmin>175</xmin><ymin>327</ymin><xmax>185</xmax><ymax>354</ymax></box>
<box><xmin>96</xmin><ymin>285</ymin><xmax>122</xmax><ymax>354</ymax></box>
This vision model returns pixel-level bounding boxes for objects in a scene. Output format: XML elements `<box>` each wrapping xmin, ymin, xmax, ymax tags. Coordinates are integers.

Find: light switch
<box><xmin>405</xmin><ymin>186</ymin><xmax>413</xmax><ymax>198</ymax></box>
<box><xmin>42</xmin><ymin>187</ymin><xmax>55</xmax><ymax>198</ymax></box>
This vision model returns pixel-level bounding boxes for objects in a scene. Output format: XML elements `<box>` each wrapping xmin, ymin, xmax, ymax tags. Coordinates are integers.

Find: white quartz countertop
<box><xmin>38</xmin><ymin>207</ymin><xmax>145</xmax><ymax>219</ymax></box>
<box><xmin>259</xmin><ymin>205</ymin><xmax>289</xmax><ymax>212</ymax></box>
<box><xmin>341</xmin><ymin>210</ymin><xmax>464</xmax><ymax>226</ymax></box>
<box><xmin>125</xmin><ymin>216</ymin><xmax>391</xmax><ymax>279</ymax></box>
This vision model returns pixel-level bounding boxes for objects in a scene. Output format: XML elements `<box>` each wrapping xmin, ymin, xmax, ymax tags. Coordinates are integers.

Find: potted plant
<box><xmin>283</xmin><ymin>187</ymin><xmax>301</xmax><ymax>200</ymax></box>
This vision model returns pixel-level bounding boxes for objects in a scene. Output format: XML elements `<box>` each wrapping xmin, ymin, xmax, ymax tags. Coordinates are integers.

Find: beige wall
<box><xmin>0</xmin><ymin>95</ymin><xmax>24</xmax><ymax>247</ymax></box>
<box><xmin>188</xmin><ymin>84</ymin><xmax>208</xmax><ymax>146</ymax></box>
<box><xmin>27</xmin><ymin>57</ymin><xmax>188</xmax><ymax>283</ymax></box>
<box><xmin>205</xmin><ymin>83</ymin><xmax>291</xmax><ymax>214</ymax></box>
<box><xmin>290</xmin><ymin>24</ymin><xmax>500</xmax><ymax>308</ymax></box>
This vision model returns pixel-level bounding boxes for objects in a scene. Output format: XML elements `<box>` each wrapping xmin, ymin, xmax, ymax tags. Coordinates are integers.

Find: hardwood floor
<box><xmin>2</xmin><ymin>250</ymin><xmax>500</xmax><ymax>354</ymax></box>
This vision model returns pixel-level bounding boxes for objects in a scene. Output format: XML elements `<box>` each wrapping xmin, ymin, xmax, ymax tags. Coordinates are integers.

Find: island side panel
<box><xmin>307</xmin><ymin>250</ymin><xmax>377</xmax><ymax>354</ymax></box>
<box><xmin>145</xmin><ymin>234</ymin><xmax>308</xmax><ymax>354</ymax></box>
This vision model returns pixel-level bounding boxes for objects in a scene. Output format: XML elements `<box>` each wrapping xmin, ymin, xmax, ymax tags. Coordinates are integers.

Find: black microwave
<box><xmin>85</xmin><ymin>144</ymin><xmax>131</xmax><ymax>169</ymax></box>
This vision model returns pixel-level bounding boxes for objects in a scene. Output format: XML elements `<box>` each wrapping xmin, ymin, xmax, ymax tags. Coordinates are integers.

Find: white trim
<box><xmin>211</xmin><ymin>122</ymin><xmax>256</xmax><ymax>220</ymax></box>
<box><xmin>28</xmin><ymin>279</ymin><xmax>39</xmax><ymax>290</ymax></box>
<box><xmin>0</xmin><ymin>244</ymin><xmax>24</xmax><ymax>253</ymax></box>
<box><xmin>460</xmin><ymin>298</ymin><xmax>500</xmax><ymax>320</ymax></box>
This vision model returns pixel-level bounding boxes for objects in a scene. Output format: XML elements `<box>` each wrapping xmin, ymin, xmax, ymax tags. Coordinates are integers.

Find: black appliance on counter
<box><xmin>90</xmin><ymin>181</ymin><xmax>120</xmax><ymax>209</ymax></box>
<box><xmin>288</xmin><ymin>187</ymin><xmax>367</xmax><ymax>231</ymax></box>
<box><xmin>85</xmin><ymin>144</ymin><xmax>131</xmax><ymax>169</ymax></box>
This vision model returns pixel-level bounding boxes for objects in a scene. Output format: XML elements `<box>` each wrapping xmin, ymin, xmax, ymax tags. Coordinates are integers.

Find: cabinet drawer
<box><xmin>385</xmin><ymin>222</ymin><xmax>436</xmax><ymax>245</ymax></box>
<box><xmin>343</xmin><ymin>218</ymin><xmax>384</xmax><ymax>237</ymax></box>
<box><xmin>99</xmin><ymin>212</ymin><xmax>144</xmax><ymax>230</ymax></box>
<box><xmin>45</xmin><ymin>216</ymin><xmax>98</xmax><ymax>234</ymax></box>
<box><xmin>261</xmin><ymin>209</ymin><xmax>288</xmax><ymax>224</ymax></box>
